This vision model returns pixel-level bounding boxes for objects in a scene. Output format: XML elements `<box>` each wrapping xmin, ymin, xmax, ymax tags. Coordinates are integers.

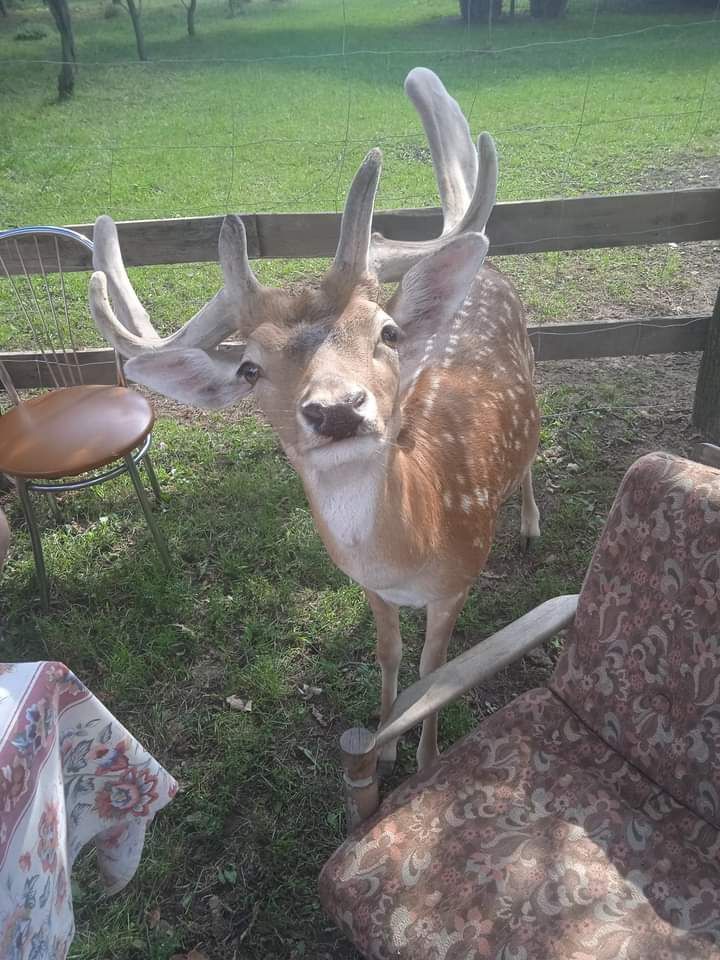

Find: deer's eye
<box><xmin>381</xmin><ymin>324</ymin><xmax>399</xmax><ymax>347</ymax></box>
<box><xmin>238</xmin><ymin>362</ymin><xmax>260</xmax><ymax>385</ymax></box>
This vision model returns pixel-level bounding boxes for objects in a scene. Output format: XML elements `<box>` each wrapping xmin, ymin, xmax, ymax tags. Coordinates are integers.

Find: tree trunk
<box><xmin>0</xmin><ymin>0</ymin><xmax>8</xmax><ymax>18</ymax></box>
<box><xmin>459</xmin><ymin>0</ymin><xmax>502</xmax><ymax>22</ymax></box>
<box><xmin>125</xmin><ymin>0</ymin><xmax>146</xmax><ymax>61</ymax></box>
<box><xmin>47</xmin><ymin>0</ymin><xmax>76</xmax><ymax>100</ymax></box>
<box><xmin>530</xmin><ymin>0</ymin><xmax>569</xmax><ymax>16</ymax></box>
<box><xmin>693</xmin><ymin>286</ymin><xmax>720</xmax><ymax>443</ymax></box>
<box><xmin>186</xmin><ymin>0</ymin><xmax>197</xmax><ymax>36</ymax></box>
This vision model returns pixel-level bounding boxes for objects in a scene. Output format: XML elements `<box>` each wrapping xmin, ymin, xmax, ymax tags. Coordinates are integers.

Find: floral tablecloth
<box><xmin>0</xmin><ymin>661</ymin><xmax>177</xmax><ymax>959</ymax></box>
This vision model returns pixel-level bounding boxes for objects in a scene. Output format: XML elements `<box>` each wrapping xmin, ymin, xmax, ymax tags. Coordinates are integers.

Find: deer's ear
<box><xmin>124</xmin><ymin>348</ymin><xmax>252</xmax><ymax>410</ymax></box>
<box><xmin>391</xmin><ymin>233</ymin><xmax>489</xmax><ymax>329</ymax></box>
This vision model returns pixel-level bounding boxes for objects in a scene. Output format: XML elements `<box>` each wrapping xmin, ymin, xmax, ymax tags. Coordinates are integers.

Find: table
<box><xmin>0</xmin><ymin>661</ymin><xmax>177</xmax><ymax>959</ymax></box>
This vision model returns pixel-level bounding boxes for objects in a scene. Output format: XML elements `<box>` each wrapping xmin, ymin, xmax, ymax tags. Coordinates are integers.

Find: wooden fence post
<box><xmin>693</xmin><ymin>284</ymin><xmax>720</xmax><ymax>442</ymax></box>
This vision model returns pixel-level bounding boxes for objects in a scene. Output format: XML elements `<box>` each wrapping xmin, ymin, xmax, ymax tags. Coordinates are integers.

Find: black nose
<box><xmin>301</xmin><ymin>396</ymin><xmax>366</xmax><ymax>440</ymax></box>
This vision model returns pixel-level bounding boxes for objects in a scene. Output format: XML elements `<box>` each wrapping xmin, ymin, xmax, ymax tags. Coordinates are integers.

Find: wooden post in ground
<box><xmin>693</xmin><ymin>285</ymin><xmax>720</xmax><ymax>442</ymax></box>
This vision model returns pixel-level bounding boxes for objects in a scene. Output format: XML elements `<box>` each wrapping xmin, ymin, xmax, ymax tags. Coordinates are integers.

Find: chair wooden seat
<box><xmin>0</xmin><ymin>385</ymin><xmax>154</xmax><ymax>480</ymax></box>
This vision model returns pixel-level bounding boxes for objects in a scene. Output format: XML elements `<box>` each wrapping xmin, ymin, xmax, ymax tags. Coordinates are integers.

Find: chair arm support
<box><xmin>374</xmin><ymin>593</ymin><xmax>579</xmax><ymax>752</ymax></box>
<box><xmin>339</xmin><ymin>594</ymin><xmax>579</xmax><ymax>830</ymax></box>
<box><xmin>694</xmin><ymin>442</ymin><xmax>720</xmax><ymax>469</ymax></box>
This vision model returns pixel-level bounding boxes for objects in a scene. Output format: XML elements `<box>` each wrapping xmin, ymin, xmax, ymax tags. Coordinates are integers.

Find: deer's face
<box><xmin>240</xmin><ymin>291</ymin><xmax>401</xmax><ymax>468</ymax></box>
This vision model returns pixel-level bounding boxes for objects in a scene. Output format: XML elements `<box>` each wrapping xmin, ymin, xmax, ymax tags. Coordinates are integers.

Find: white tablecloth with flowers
<box><xmin>0</xmin><ymin>661</ymin><xmax>177</xmax><ymax>959</ymax></box>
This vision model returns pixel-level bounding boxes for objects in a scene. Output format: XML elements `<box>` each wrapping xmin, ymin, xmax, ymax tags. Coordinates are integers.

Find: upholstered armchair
<box><xmin>320</xmin><ymin>451</ymin><xmax>720</xmax><ymax>959</ymax></box>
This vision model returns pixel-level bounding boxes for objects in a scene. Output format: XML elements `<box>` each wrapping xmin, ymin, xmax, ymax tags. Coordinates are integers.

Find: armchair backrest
<box><xmin>551</xmin><ymin>452</ymin><xmax>720</xmax><ymax>826</ymax></box>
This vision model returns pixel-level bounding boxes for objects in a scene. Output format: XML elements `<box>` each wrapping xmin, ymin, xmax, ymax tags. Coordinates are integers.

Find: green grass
<box><xmin>1</xmin><ymin>0</ymin><xmax>719</xmax><ymax>351</ymax></box>
<box><xmin>1</xmin><ymin>0</ymin><xmax>719</xmax><ymax>224</ymax></box>
<box><xmin>0</xmin><ymin>0</ymin><xmax>718</xmax><ymax>956</ymax></box>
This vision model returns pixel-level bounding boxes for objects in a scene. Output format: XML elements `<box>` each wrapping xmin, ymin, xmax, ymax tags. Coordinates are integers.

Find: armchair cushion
<box><xmin>320</xmin><ymin>686</ymin><xmax>720</xmax><ymax>960</ymax></box>
<box><xmin>550</xmin><ymin>452</ymin><xmax>720</xmax><ymax>826</ymax></box>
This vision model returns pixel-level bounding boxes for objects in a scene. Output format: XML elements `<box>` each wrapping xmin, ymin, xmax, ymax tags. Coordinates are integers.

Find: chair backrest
<box><xmin>0</xmin><ymin>226</ymin><xmax>121</xmax><ymax>402</ymax></box>
<box><xmin>551</xmin><ymin>452</ymin><xmax>720</xmax><ymax>825</ymax></box>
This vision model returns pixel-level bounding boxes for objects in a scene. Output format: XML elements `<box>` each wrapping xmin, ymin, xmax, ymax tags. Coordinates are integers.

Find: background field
<box><xmin>1</xmin><ymin>0</ymin><xmax>719</xmax><ymax>957</ymax></box>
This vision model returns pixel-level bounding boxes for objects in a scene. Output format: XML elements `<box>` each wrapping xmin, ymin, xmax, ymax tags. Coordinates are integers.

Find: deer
<box><xmin>88</xmin><ymin>68</ymin><xmax>540</xmax><ymax>774</ymax></box>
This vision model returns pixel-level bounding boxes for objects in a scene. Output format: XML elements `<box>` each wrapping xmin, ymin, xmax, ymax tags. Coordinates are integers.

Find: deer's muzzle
<box><xmin>301</xmin><ymin>391</ymin><xmax>367</xmax><ymax>441</ymax></box>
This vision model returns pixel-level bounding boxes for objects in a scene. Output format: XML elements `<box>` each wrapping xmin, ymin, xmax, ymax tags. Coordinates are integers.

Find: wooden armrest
<box><xmin>339</xmin><ymin>594</ymin><xmax>579</xmax><ymax>829</ymax></box>
<box><xmin>693</xmin><ymin>442</ymin><xmax>720</xmax><ymax>469</ymax></box>
<box><xmin>374</xmin><ymin>593</ymin><xmax>579</xmax><ymax>751</ymax></box>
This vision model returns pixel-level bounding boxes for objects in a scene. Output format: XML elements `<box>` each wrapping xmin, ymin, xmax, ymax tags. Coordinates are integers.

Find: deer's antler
<box><xmin>89</xmin><ymin>214</ymin><xmax>264</xmax><ymax>358</ymax></box>
<box><xmin>370</xmin><ymin>68</ymin><xmax>497</xmax><ymax>283</ymax></box>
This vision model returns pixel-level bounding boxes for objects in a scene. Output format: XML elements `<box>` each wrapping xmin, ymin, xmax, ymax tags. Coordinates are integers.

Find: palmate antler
<box><xmin>89</xmin><ymin>69</ymin><xmax>495</xmax><ymax>358</ymax></box>
<box><xmin>89</xmin><ymin>213</ymin><xmax>262</xmax><ymax>358</ymax></box>
<box><xmin>370</xmin><ymin>67</ymin><xmax>497</xmax><ymax>283</ymax></box>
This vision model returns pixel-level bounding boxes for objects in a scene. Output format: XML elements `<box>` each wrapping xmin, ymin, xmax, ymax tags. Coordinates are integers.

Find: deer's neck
<box><xmin>301</xmin><ymin>449</ymin><xmax>390</xmax><ymax>550</ymax></box>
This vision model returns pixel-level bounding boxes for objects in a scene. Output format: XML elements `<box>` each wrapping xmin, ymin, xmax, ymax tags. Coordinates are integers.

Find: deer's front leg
<box><xmin>520</xmin><ymin>467</ymin><xmax>540</xmax><ymax>551</ymax></box>
<box><xmin>365</xmin><ymin>589</ymin><xmax>402</xmax><ymax>777</ymax></box>
<box><xmin>417</xmin><ymin>589</ymin><xmax>469</xmax><ymax>770</ymax></box>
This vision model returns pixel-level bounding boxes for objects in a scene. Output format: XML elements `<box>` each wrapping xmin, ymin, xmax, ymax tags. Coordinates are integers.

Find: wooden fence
<box><xmin>2</xmin><ymin>186</ymin><xmax>720</xmax><ymax>436</ymax></box>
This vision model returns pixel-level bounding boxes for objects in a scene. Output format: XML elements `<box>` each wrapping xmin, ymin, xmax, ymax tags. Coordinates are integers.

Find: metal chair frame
<box><xmin>0</xmin><ymin>225</ymin><xmax>170</xmax><ymax>609</ymax></box>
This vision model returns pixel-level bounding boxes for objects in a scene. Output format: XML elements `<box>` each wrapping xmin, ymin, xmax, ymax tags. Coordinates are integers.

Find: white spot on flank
<box><xmin>443</xmin><ymin>491</ymin><xmax>453</xmax><ymax>509</ymax></box>
<box><xmin>461</xmin><ymin>494</ymin><xmax>472</xmax><ymax>513</ymax></box>
<box><xmin>474</xmin><ymin>487</ymin><xmax>489</xmax><ymax>506</ymax></box>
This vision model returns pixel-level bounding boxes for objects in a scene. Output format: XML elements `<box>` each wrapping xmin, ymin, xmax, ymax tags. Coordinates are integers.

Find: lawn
<box><xmin>1</xmin><ymin>0</ymin><xmax>719</xmax><ymax>957</ymax></box>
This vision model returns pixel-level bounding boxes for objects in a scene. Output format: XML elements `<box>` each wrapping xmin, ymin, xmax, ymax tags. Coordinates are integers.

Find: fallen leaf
<box><xmin>297</xmin><ymin>683</ymin><xmax>323</xmax><ymax>700</ymax></box>
<box><xmin>226</xmin><ymin>695</ymin><xmax>252</xmax><ymax>712</ymax></box>
<box><xmin>146</xmin><ymin>907</ymin><xmax>161</xmax><ymax>929</ymax></box>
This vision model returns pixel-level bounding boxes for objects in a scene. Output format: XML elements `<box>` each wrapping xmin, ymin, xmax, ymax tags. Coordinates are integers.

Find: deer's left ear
<box><xmin>125</xmin><ymin>347</ymin><xmax>252</xmax><ymax>410</ymax></box>
<box><xmin>390</xmin><ymin>233</ymin><xmax>489</xmax><ymax>330</ymax></box>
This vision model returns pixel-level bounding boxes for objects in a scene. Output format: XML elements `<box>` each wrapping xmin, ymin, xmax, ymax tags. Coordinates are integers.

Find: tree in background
<box><xmin>459</xmin><ymin>0</ymin><xmax>503</xmax><ymax>22</ymax></box>
<box><xmin>460</xmin><ymin>0</ymin><xmax>571</xmax><ymax>21</ymax></box>
<box><xmin>530</xmin><ymin>0</ymin><xmax>568</xmax><ymax>15</ymax></box>
<box><xmin>123</xmin><ymin>0</ymin><xmax>146</xmax><ymax>60</ymax></box>
<box><xmin>46</xmin><ymin>0</ymin><xmax>76</xmax><ymax>98</ymax></box>
<box><xmin>183</xmin><ymin>0</ymin><xmax>198</xmax><ymax>36</ymax></box>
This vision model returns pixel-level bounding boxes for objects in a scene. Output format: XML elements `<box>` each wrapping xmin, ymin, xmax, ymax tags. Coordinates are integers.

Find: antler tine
<box><xmin>371</xmin><ymin>131</ymin><xmax>497</xmax><ymax>284</ymax></box>
<box><xmin>327</xmin><ymin>148</ymin><xmax>382</xmax><ymax>289</ymax></box>
<box><xmin>90</xmin><ymin>215</ymin><xmax>262</xmax><ymax>359</ymax></box>
<box><xmin>370</xmin><ymin>68</ymin><xmax>498</xmax><ymax>284</ymax></box>
<box><xmin>92</xmin><ymin>215</ymin><xmax>158</xmax><ymax>339</ymax></box>
<box><xmin>404</xmin><ymin>66</ymin><xmax>478</xmax><ymax>235</ymax></box>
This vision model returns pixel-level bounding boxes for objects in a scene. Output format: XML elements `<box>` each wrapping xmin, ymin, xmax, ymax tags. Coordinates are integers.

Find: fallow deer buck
<box><xmin>89</xmin><ymin>68</ymin><xmax>540</xmax><ymax>772</ymax></box>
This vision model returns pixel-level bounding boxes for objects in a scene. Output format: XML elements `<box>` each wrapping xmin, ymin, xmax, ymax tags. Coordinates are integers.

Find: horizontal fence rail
<box><xmin>0</xmin><ymin>316</ymin><xmax>709</xmax><ymax>389</ymax></box>
<box><xmin>1</xmin><ymin>188</ymin><xmax>719</xmax><ymax>274</ymax></box>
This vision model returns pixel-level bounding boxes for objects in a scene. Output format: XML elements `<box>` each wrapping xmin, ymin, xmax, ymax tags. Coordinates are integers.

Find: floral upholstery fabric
<box><xmin>320</xmin><ymin>687</ymin><xmax>720</xmax><ymax>959</ymax></box>
<box><xmin>320</xmin><ymin>453</ymin><xmax>720</xmax><ymax>959</ymax></box>
<box><xmin>551</xmin><ymin>452</ymin><xmax>720</xmax><ymax>825</ymax></box>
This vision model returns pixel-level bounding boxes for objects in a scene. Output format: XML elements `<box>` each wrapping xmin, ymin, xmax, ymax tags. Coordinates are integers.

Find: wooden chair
<box><xmin>0</xmin><ymin>226</ymin><xmax>170</xmax><ymax>609</ymax></box>
<box><xmin>321</xmin><ymin>451</ymin><xmax>720</xmax><ymax>959</ymax></box>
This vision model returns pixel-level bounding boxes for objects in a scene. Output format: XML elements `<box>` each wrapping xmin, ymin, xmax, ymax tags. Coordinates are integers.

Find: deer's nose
<box><xmin>301</xmin><ymin>392</ymin><xmax>367</xmax><ymax>440</ymax></box>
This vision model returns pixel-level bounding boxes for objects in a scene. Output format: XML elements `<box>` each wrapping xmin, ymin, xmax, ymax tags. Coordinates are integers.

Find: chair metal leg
<box><xmin>142</xmin><ymin>452</ymin><xmax>163</xmax><ymax>503</ymax></box>
<box><xmin>123</xmin><ymin>454</ymin><xmax>171</xmax><ymax>571</ymax></box>
<box><xmin>45</xmin><ymin>492</ymin><xmax>64</xmax><ymax>524</ymax></box>
<box><xmin>16</xmin><ymin>478</ymin><xmax>50</xmax><ymax>611</ymax></box>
